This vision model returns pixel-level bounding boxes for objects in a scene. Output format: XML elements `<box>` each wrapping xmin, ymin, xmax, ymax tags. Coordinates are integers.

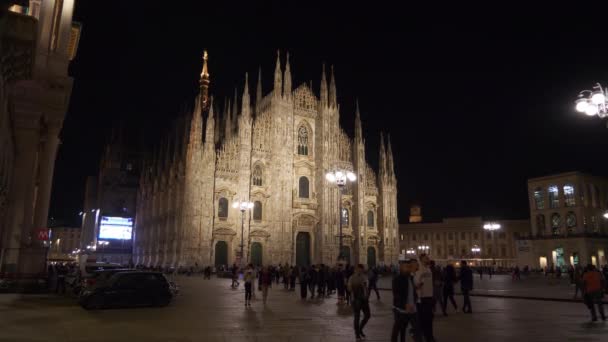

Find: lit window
<box><xmin>563</xmin><ymin>184</ymin><xmax>575</xmax><ymax>207</ymax></box>
<box><xmin>548</xmin><ymin>185</ymin><xmax>559</xmax><ymax>208</ymax></box>
<box><xmin>534</xmin><ymin>187</ymin><xmax>545</xmax><ymax>210</ymax></box>
<box><xmin>566</xmin><ymin>211</ymin><xmax>576</xmax><ymax>233</ymax></box>
<box><xmin>341</xmin><ymin>208</ymin><xmax>349</xmax><ymax>226</ymax></box>
<box><xmin>297</xmin><ymin>126</ymin><xmax>309</xmax><ymax>155</ymax></box>
<box><xmin>551</xmin><ymin>213</ymin><xmax>561</xmax><ymax>236</ymax></box>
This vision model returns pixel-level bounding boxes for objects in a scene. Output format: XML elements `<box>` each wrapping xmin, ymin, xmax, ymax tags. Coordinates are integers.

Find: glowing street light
<box><xmin>483</xmin><ymin>222</ymin><xmax>501</xmax><ymax>231</ymax></box>
<box><xmin>406</xmin><ymin>248</ymin><xmax>416</xmax><ymax>255</ymax></box>
<box><xmin>575</xmin><ymin>83</ymin><xmax>608</xmax><ymax>120</ymax></box>
<box><xmin>417</xmin><ymin>245</ymin><xmax>430</xmax><ymax>253</ymax></box>
<box><xmin>471</xmin><ymin>245</ymin><xmax>481</xmax><ymax>254</ymax></box>
<box><xmin>326</xmin><ymin>168</ymin><xmax>357</xmax><ymax>262</ymax></box>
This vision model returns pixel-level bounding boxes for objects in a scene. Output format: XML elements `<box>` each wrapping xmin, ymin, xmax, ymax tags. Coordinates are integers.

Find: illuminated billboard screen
<box><xmin>99</xmin><ymin>216</ymin><xmax>133</xmax><ymax>240</ymax></box>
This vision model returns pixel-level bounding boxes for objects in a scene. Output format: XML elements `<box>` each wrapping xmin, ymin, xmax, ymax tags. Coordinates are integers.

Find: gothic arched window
<box><xmin>551</xmin><ymin>213</ymin><xmax>561</xmax><ymax>236</ymax></box>
<box><xmin>218</xmin><ymin>197</ymin><xmax>228</xmax><ymax>219</ymax></box>
<box><xmin>253</xmin><ymin>201</ymin><xmax>262</xmax><ymax>221</ymax></box>
<box><xmin>367</xmin><ymin>210</ymin><xmax>374</xmax><ymax>227</ymax></box>
<box><xmin>297</xmin><ymin>126</ymin><xmax>309</xmax><ymax>155</ymax></box>
<box><xmin>252</xmin><ymin>165</ymin><xmax>263</xmax><ymax>186</ymax></box>
<box><xmin>341</xmin><ymin>208</ymin><xmax>350</xmax><ymax>226</ymax></box>
<box><xmin>299</xmin><ymin>176</ymin><xmax>309</xmax><ymax>198</ymax></box>
<box><xmin>533</xmin><ymin>187</ymin><xmax>545</xmax><ymax>210</ymax></box>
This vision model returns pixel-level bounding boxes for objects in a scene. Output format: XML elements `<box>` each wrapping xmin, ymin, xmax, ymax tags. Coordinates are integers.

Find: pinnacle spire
<box><xmin>205</xmin><ymin>96</ymin><xmax>215</xmax><ymax>146</ymax></box>
<box><xmin>283</xmin><ymin>51</ymin><xmax>292</xmax><ymax>100</ymax></box>
<box><xmin>329</xmin><ymin>65</ymin><xmax>337</xmax><ymax>107</ymax></box>
<box><xmin>256</xmin><ymin>66</ymin><xmax>262</xmax><ymax>111</ymax></box>
<box><xmin>355</xmin><ymin>99</ymin><xmax>362</xmax><ymax>141</ymax></box>
<box><xmin>274</xmin><ymin>49</ymin><xmax>282</xmax><ymax>97</ymax></box>
<box><xmin>199</xmin><ymin>50</ymin><xmax>210</xmax><ymax>111</ymax></box>
<box><xmin>379</xmin><ymin>132</ymin><xmax>387</xmax><ymax>178</ymax></box>
<box><xmin>320</xmin><ymin>63</ymin><xmax>328</xmax><ymax>106</ymax></box>
<box><xmin>242</xmin><ymin>73</ymin><xmax>251</xmax><ymax>119</ymax></box>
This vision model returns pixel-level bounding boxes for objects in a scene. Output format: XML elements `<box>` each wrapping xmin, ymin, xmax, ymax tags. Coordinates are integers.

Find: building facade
<box><xmin>0</xmin><ymin>1</ymin><xmax>79</xmax><ymax>278</ymax></box>
<box><xmin>400</xmin><ymin>216</ymin><xmax>530</xmax><ymax>267</ymax></box>
<box><xmin>79</xmin><ymin>128</ymin><xmax>140</xmax><ymax>264</ymax></box>
<box><xmin>517</xmin><ymin>172</ymin><xmax>608</xmax><ymax>269</ymax></box>
<box><xmin>48</xmin><ymin>226</ymin><xmax>80</xmax><ymax>262</ymax></box>
<box><xmin>134</xmin><ymin>51</ymin><xmax>399</xmax><ymax>268</ymax></box>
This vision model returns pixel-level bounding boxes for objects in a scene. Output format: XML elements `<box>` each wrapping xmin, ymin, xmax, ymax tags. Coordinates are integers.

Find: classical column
<box><xmin>33</xmin><ymin>121</ymin><xmax>61</xmax><ymax>232</ymax></box>
<box><xmin>2</xmin><ymin>114</ymin><xmax>40</xmax><ymax>273</ymax></box>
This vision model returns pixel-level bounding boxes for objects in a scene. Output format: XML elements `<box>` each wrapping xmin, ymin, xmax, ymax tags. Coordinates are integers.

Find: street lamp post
<box><xmin>325</xmin><ymin>169</ymin><xmax>357</xmax><ymax>262</ymax></box>
<box><xmin>406</xmin><ymin>248</ymin><xmax>416</xmax><ymax>256</ymax></box>
<box><xmin>483</xmin><ymin>222</ymin><xmax>501</xmax><ymax>264</ymax></box>
<box><xmin>471</xmin><ymin>245</ymin><xmax>481</xmax><ymax>257</ymax></box>
<box><xmin>417</xmin><ymin>245</ymin><xmax>430</xmax><ymax>255</ymax></box>
<box><xmin>575</xmin><ymin>83</ymin><xmax>608</xmax><ymax>122</ymax></box>
<box><xmin>233</xmin><ymin>200</ymin><xmax>253</xmax><ymax>268</ymax></box>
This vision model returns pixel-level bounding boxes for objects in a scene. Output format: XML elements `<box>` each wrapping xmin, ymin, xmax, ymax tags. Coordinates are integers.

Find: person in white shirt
<box><xmin>414</xmin><ymin>254</ymin><xmax>436</xmax><ymax>342</ymax></box>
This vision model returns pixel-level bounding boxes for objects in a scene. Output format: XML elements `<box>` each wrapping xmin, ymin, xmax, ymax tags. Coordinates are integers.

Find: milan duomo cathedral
<box><xmin>134</xmin><ymin>51</ymin><xmax>399</xmax><ymax>268</ymax></box>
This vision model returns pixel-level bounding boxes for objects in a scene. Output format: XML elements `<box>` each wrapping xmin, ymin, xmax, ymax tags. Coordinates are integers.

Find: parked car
<box><xmin>79</xmin><ymin>271</ymin><xmax>172</xmax><ymax>310</ymax></box>
<box><xmin>80</xmin><ymin>268</ymin><xmax>135</xmax><ymax>293</ymax></box>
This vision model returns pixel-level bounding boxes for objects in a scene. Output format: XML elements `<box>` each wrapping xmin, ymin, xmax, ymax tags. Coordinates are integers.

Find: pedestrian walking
<box><xmin>367</xmin><ymin>266</ymin><xmax>381</xmax><ymax>300</ymax></box>
<box><xmin>391</xmin><ymin>256</ymin><xmax>422</xmax><ymax>342</ymax></box>
<box><xmin>244</xmin><ymin>264</ymin><xmax>254</xmax><ymax>307</ymax></box>
<box><xmin>348</xmin><ymin>264</ymin><xmax>371</xmax><ymax>340</ymax></box>
<box><xmin>415</xmin><ymin>254</ymin><xmax>435</xmax><ymax>342</ymax></box>
<box><xmin>431</xmin><ymin>261</ymin><xmax>444</xmax><ymax>314</ymax></box>
<box><xmin>573</xmin><ymin>265</ymin><xmax>583</xmax><ymax>299</ymax></box>
<box><xmin>478</xmin><ymin>268</ymin><xmax>483</xmax><ymax>280</ymax></box>
<box><xmin>582</xmin><ymin>264</ymin><xmax>606</xmax><ymax>322</ymax></box>
<box><xmin>290</xmin><ymin>266</ymin><xmax>297</xmax><ymax>291</ymax></box>
<box><xmin>299</xmin><ymin>266</ymin><xmax>309</xmax><ymax>299</ymax></box>
<box><xmin>259</xmin><ymin>266</ymin><xmax>272</xmax><ymax>305</ymax></box>
<box><xmin>459</xmin><ymin>260</ymin><xmax>473</xmax><ymax>314</ymax></box>
<box><xmin>345</xmin><ymin>264</ymin><xmax>353</xmax><ymax>305</ymax></box>
<box><xmin>308</xmin><ymin>265</ymin><xmax>317</xmax><ymax>299</ymax></box>
<box><xmin>55</xmin><ymin>264</ymin><xmax>67</xmax><ymax>295</ymax></box>
<box><xmin>231</xmin><ymin>263</ymin><xmax>240</xmax><ymax>288</ymax></box>
<box><xmin>336</xmin><ymin>264</ymin><xmax>346</xmax><ymax>304</ymax></box>
<box><xmin>441</xmin><ymin>264</ymin><xmax>458</xmax><ymax>315</ymax></box>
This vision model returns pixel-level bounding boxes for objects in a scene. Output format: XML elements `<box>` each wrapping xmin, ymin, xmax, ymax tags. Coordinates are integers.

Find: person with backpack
<box><xmin>348</xmin><ymin>264</ymin><xmax>371</xmax><ymax>340</ymax></box>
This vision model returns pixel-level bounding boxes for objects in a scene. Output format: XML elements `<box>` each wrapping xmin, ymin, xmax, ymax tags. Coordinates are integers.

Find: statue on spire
<box><xmin>200</xmin><ymin>50</ymin><xmax>210</xmax><ymax>112</ymax></box>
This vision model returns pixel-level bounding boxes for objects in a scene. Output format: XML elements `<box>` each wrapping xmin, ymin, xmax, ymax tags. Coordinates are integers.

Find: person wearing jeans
<box><xmin>244</xmin><ymin>264</ymin><xmax>254</xmax><ymax>306</ymax></box>
<box><xmin>392</xmin><ymin>257</ymin><xmax>422</xmax><ymax>342</ymax></box>
<box><xmin>459</xmin><ymin>260</ymin><xmax>474</xmax><ymax>314</ymax></box>
<box><xmin>348</xmin><ymin>264</ymin><xmax>371</xmax><ymax>340</ymax></box>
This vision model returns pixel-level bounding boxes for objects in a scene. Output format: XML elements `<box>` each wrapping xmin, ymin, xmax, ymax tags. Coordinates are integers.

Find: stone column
<box><xmin>33</xmin><ymin>121</ymin><xmax>61</xmax><ymax>232</ymax></box>
<box><xmin>2</xmin><ymin>114</ymin><xmax>40</xmax><ymax>274</ymax></box>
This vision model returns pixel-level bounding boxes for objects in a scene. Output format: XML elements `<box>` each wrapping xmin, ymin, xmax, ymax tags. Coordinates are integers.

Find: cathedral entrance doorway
<box><xmin>367</xmin><ymin>246</ymin><xmax>376</xmax><ymax>267</ymax></box>
<box><xmin>295</xmin><ymin>232</ymin><xmax>311</xmax><ymax>267</ymax></box>
<box><xmin>251</xmin><ymin>242</ymin><xmax>263</xmax><ymax>266</ymax></box>
<box><xmin>340</xmin><ymin>246</ymin><xmax>351</xmax><ymax>264</ymax></box>
<box><xmin>215</xmin><ymin>241</ymin><xmax>228</xmax><ymax>267</ymax></box>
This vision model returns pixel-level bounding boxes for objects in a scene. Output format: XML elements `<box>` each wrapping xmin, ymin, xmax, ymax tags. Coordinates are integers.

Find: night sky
<box><xmin>49</xmin><ymin>3</ymin><xmax>608</xmax><ymax>226</ymax></box>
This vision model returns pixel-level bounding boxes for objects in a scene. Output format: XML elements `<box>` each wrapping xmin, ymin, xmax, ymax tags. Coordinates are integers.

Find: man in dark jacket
<box><xmin>392</xmin><ymin>257</ymin><xmax>422</xmax><ymax>342</ymax></box>
<box><xmin>459</xmin><ymin>260</ymin><xmax>474</xmax><ymax>313</ymax></box>
<box><xmin>348</xmin><ymin>264</ymin><xmax>371</xmax><ymax>340</ymax></box>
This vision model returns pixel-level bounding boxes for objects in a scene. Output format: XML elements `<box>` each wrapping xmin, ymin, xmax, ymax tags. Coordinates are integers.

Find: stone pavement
<box><xmin>378</xmin><ymin>273</ymin><xmax>597</xmax><ymax>302</ymax></box>
<box><xmin>0</xmin><ymin>275</ymin><xmax>607</xmax><ymax>342</ymax></box>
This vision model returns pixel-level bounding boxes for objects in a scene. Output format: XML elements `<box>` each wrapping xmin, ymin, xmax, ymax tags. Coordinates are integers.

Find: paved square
<box><xmin>0</xmin><ymin>275</ymin><xmax>607</xmax><ymax>341</ymax></box>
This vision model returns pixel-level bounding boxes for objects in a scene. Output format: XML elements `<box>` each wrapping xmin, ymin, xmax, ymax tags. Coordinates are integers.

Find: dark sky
<box><xmin>49</xmin><ymin>3</ymin><xmax>608</xmax><ymax>226</ymax></box>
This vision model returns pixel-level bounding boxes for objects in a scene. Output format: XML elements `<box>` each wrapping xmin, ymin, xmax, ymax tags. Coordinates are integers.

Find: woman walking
<box><xmin>299</xmin><ymin>266</ymin><xmax>309</xmax><ymax>300</ymax></box>
<box><xmin>244</xmin><ymin>264</ymin><xmax>254</xmax><ymax>307</ymax></box>
<box><xmin>259</xmin><ymin>266</ymin><xmax>272</xmax><ymax>305</ymax></box>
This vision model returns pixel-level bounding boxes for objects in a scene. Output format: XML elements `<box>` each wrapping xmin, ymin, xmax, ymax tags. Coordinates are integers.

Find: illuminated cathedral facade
<box><xmin>134</xmin><ymin>51</ymin><xmax>399</xmax><ymax>268</ymax></box>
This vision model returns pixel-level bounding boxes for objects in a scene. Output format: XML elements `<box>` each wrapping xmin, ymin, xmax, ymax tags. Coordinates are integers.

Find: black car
<box><xmin>79</xmin><ymin>271</ymin><xmax>172</xmax><ymax>310</ymax></box>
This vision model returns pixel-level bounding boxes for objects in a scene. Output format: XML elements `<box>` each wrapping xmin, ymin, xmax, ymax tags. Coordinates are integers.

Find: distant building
<box><xmin>517</xmin><ymin>172</ymin><xmax>608</xmax><ymax>269</ymax></box>
<box><xmin>0</xmin><ymin>1</ymin><xmax>80</xmax><ymax>278</ymax></box>
<box><xmin>48</xmin><ymin>227</ymin><xmax>80</xmax><ymax>262</ymax></box>
<box><xmin>400</xmin><ymin>217</ymin><xmax>530</xmax><ymax>267</ymax></box>
<box><xmin>79</xmin><ymin>128</ymin><xmax>140</xmax><ymax>265</ymax></box>
<box><xmin>409</xmin><ymin>205</ymin><xmax>422</xmax><ymax>223</ymax></box>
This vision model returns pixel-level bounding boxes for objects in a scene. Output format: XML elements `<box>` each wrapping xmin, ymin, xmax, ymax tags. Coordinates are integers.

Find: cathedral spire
<box><xmin>188</xmin><ymin>96</ymin><xmax>203</xmax><ymax>150</ymax></box>
<box><xmin>274</xmin><ymin>49</ymin><xmax>282</xmax><ymax>98</ymax></box>
<box><xmin>320</xmin><ymin>63</ymin><xmax>328</xmax><ymax>106</ymax></box>
<box><xmin>355</xmin><ymin>99</ymin><xmax>363</xmax><ymax>143</ymax></box>
<box><xmin>283</xmin><ymin>51</ymin><xmax>292</xmax><ymax>100</ymax></box>
<box><xmin>199</xmin><ymin>50</ymin><xmax>210</xmax><ymax>112</ymax></box>
<box><xmin>231</xmin><ymin>87</ymin><xmax>238</xmax><ymax>132</ymax></box>
<box><xmin>225</xmin><ymin>98</ymin><xmax>232</xmax><ymax>141</ymax></box>
<box><xmin>387</xmin><ymin>133</ymin><xmax>396</xmax><ymax>184</ymax></box>
<box><xmin>256</xmin><ymin>66</ymin><xmax>262</xmax><ymax>112</ymax></box>
<box><xmin>205</xmin><ymin>96</ymin><xmax>215</xmax><ymax>147</ymax></box>
<box><xmin>379</xmin><ymin>131</ymin><xmax>387</xmax><ymax>179</ymax></box>
<box><xmin>241</xmin><ymin>73</ymin><xmax>251</xmax><ymax>120</ymax></box>
<box><xmin>329</xmin><ymin>65</ymin><xmax>337</xmax><ymax>107</ymax></box>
